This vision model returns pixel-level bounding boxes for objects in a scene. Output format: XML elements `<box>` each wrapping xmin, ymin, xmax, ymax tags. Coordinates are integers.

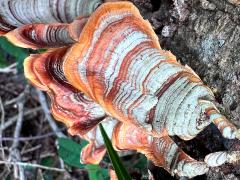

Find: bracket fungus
<box><xmin>1</xmin><ymin>1</ymin><xmax>240</xmax><ymax>178</ymax></box>
<box><xmin>63</xmin><ymin>2</ymin><xmax>240</xmax><ymax>141</ymax></box>
<box><xmin>0</xmin><ymin>0</ymin><xmax>101</xmax><ymax>33</ymax></box>
<box><xmin>0</xmin><ymin>0</ymin><xmax>100</xmax><ymax>49</ymax></box>
<box><xmin>228</xmin><ymin>0</ymin><xmax>240</xmax><ymax>5</ymax></box>
<box><xmin>4</xmin><ymin>16</ymin><xmax>89</xmax><ymax>49</ymax></box>
<box><xmin>24</xmin><ymin>47</ymin><xmax>106</xmax><ymax>135</ymax></box>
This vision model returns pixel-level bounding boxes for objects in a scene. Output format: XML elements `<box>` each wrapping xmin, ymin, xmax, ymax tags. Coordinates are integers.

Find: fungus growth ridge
<box><xmin>63</xmin><ymin>2</ymin><xmax>240</xmax><ymax>141</ymax></box>
<box><xmin>0</xmin><ymin>0</ymin><xmax>99</xmax><ymax>49</ymax></box>
<box><xmin>81</xmin><ymin>117</ymin><xmax>210</xmax><ymax>178</ymax></box>
<box><xmin>24</xmin><ymin>47</ymin><xmax>106</xmax><ymax>135</ymax></box>
<box><xmin>4</xmin><ymin>16</ymin><xmax>89</xmax><ymax>49</ymax></box>
<box><xmin>0</xmin><ymin>0</ymin><xmax>102</xmax><ymax>33</ymax></box>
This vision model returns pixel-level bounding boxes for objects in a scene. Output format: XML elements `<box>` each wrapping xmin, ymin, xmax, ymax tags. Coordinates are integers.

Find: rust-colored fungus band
<box><xmin>0</xmin><ymin>0</ymin><xmax>102</xmax><ymax>34</ymax></box>
<box><xmin>24</xmin><ymin>48</ymin><xmax>106</xmax><ymax>135</ymax></box>
<box><xmin>5</xmin><ymin>16</ymin><xmax>88</xmax><ymax>49</ymax></box>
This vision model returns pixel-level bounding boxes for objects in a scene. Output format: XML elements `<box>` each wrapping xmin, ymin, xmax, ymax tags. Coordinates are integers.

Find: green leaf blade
<box><xmin>58</xmin><ymin>137</ymin><xmax>110</xmax><ymax>179</ymax></box>
<box><xmin>99</xmin><ymin>124</ymin><xmax>131</xmax><ymax>180</ymax></box>
<box><xmin>57</xmin><ymin>137</ymin><xmax>88</xmax><ymax>168</ymax></box>
<box><xmin>86</xmin><ymin>164</ymin><xmax>109</xmax><ymax>180</ymax></box>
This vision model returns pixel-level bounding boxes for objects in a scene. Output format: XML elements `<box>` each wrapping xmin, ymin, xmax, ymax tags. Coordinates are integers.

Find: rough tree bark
<box><xmin>132</xmin><ymin>0</ymin><xmax>240</xmax><ymax>179</ymax></box>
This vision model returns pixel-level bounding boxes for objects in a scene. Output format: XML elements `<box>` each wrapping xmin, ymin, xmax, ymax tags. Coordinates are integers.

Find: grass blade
<box><xmin>99</xmin><ymin>124</ymin><xmax>131</xmax><ymax>180</ymax></box>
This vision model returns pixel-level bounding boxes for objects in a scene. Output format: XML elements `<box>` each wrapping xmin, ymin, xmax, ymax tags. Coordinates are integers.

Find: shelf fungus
<box><xmin>0</xmin><ymin>0</ymin><xmax>125</xmax><ymax>49</ymax></box>
<box><xmin>24</xmin><ymin>47</ymin><xmax>106</xmax><ymax>135</ymax></box>
<box><xmin>63</xmin><ymin>2</ymin><xmax>240</xmax><ymax>141</ymax></box>
<box><xmin>228</xmin><ymin>0</ymin><xmax>240</xmax><ymax>5</ymax></box>
<box><xmin>4</xmin><ymin>16</ymin><xmax>89</xmax><ymax>49</ymax></box>
<box><xmin>80</xmin><ymin>117</ymin><xmax>240</xmax><ymax>178</ymax></box>
<box><xmin>0</xmin><ymin>0</ymin><xmax>102</xmax><ymax>34</ymax></box>
<box><xmin>2</xmin><ymin>1</ymin><xmax>240</xmax><ymax>178</ymax></box>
